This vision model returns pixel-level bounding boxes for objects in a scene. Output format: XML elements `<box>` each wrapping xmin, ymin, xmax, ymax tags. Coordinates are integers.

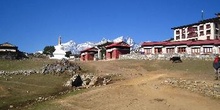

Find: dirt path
<box><xmin>53</xmin><ymin>70</ymin><xmax>220</xmax><ymax>110</ymax></box>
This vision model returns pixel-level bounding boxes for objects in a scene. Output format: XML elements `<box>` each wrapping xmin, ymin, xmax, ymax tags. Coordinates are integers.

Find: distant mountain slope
<box><xmin>60</xmin><ymin>36</ymin><xmax>140</xmax><ymax>54</ymax></box>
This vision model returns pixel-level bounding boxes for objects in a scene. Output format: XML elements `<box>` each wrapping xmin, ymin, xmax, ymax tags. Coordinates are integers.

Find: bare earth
<box><xmin>52</xmin><ymin>60</ymin><xmax>220</xmax><ymax>110</ymax></box>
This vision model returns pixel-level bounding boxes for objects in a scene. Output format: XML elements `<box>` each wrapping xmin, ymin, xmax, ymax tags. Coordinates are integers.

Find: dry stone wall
<box><xmin>0</xmin><ymin>70</ymin><xmax>38</xmax><ymax>76</ymax></box>
<box><xmin>0</xmin><ymin>59</ymin><xmax>112</xmax><ymax>89</ymax></box>
<box><xmin>119</xmin><ymin>53</ymin><xmax>215</xmax><ymax>60</ymax></box>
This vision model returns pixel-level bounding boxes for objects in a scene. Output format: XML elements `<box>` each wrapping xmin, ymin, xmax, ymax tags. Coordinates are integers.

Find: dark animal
<box><xmin>170</xmin><ymin>56</ymin><xmax>182</xmax><ymax>63</ymax></box>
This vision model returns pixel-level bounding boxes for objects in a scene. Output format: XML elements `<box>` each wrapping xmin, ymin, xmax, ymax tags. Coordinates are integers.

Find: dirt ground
<box><xmin>52</xmin><ymin>60</ymin><xmax>220</xmax><ymax>110</ymax></box>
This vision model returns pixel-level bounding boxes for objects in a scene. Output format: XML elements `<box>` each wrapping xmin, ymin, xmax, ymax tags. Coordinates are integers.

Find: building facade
<box><xmin>172</xmin><ymin>13</ymin><xmax>220</xmax><ymax>41</ymax></box>
<box><xmin>80</xmin><ymin>41</ymin><xmax>130</xmax><ymax>61</ymax></box>
<box><xmin>0</xmin><ymin>42</ymin><xmax>19</xmax><ymax>59</ymax></box>
<box><xmin>80</xmin><ymin>47</ymin><xmax>98</xmax><ymax>61</ymax></box>
<box><xmin>141</xmin><ymin>40</ymin><xmax>220</xmax><ymax>55</ymax></box>
<box><xmin>106</xmin><ymin>41</ymin><xmax>130</xmax><ymax>60</ymax></box>
<box><xmin>141</xmin><ymin>13</ymin><xmax>220</xmax><ymax>55</ymax></box>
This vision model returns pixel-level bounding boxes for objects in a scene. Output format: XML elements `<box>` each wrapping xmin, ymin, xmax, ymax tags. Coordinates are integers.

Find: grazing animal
<box><xmin>170</xmin><ymin>56</ymin><xmax>182</xmax><ymax>63</ymax></box>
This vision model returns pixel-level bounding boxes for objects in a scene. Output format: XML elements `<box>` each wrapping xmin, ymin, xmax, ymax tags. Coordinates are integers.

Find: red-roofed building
<box><xmin>141</xmin><ymin>13</ymin><xmax>220</xmax><ymax>55</ymax></box>
<box><xmin>172</xmin><ymin>13</ymin><xmax>220</xmax><ymax>41</ymax></box>
<box><xmin>141</xmin><ymin>39</ymin><xmax>220</xmax><ymax>55</ymax></box>
<box><xmin>141</xmin><ymin>41</ymin><xmax>167</xmax><ymax>54</ymax></box>
<box><xmin>106</xmin><ymin>41</ymin><xmax>130</xmax><ymax>60</ymax></box>
<box><xmin>80</xmin><ymin>47</ymin><xmax>98</xmax><ymax>61</ymax></box>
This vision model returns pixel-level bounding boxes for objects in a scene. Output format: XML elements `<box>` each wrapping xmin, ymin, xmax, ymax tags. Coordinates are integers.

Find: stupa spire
<box><xmin>58</xmin><ymin>36</ymin><xmax>61</xmax><ymax>45</ymax></box>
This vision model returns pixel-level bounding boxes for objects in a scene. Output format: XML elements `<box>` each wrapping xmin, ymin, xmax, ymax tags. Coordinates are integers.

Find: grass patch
<box><xmin>0</xmin><ymin>58</ymin><xmax>71</xmax><ymax>109</ymax></box>
<box><xmin>0</xmin><ymin>58</ymin><xmax>215</xmax><ymax>109</ymax></box>
<box><xmin>157</xmin><ymin>59</ymin><xmax>213</xmax><ymax>74</ymax></box>
<box><xmin>0</xmin><ymin>74</ymin><xmax>70</xmax><ymax>109</ymax></box>
<box><xmin>27</xmin><ymin>89</ymin><xmax>87</xmax><ymax>110</ymax></box>
<box><xmin>0</xmin><ymin>58</ymin><xmax>56</xmax><ymax>71</ymax></box>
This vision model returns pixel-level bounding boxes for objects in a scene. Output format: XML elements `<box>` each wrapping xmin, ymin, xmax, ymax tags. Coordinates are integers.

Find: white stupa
<box><xmin>50</xmin><ymin>36</ymin><xmax>68</xmax><ymax>59</ymax></box>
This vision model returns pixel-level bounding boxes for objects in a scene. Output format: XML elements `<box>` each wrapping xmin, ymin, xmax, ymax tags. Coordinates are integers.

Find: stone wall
<box><xmin>0</xmin><ymin>59</ymin><xmax>81</xmax><ymax>76</ymax></box>
<box><xmin>119</xmin><ymin>53</ymin><xmax>216</xmax><ymax>60</ymax></box>
<box><xmin>0</xmin><ymin>59</ymin><xmax>112</xmax><ymax>89</ymax></box>
<box><xmin>0</xmin><ymin>70</ymin><xmax>39</xmax><ymax>76</ymax></box>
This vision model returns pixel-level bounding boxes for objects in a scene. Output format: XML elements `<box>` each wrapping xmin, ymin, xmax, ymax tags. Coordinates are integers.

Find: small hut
<box><xmin>0</xmin><ymin>42</ymin><xmax>19</xmax><ymax>59</ymax></box>
<box><xmin>106</xmin><ymin>41</ymin><xmax>130</xmax><ymax>60</ymax></box>
<box><xmin>80</xmin><ymin>47</ymin><xmax>98</xmax><ymax>61</ymax></box>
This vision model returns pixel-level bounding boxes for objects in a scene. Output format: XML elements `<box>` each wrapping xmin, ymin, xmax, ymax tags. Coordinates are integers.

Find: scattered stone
<box><xmin>41</xmin><ymin>58</ymin><xmax>81</xmax><ymax>75</ymax></box>
<box><xmin>9</xmin><ymin>105</ymin><xmax>13</xmax><ymax>108</ymax></box>
<box><xmin>163</xmin><ymin>78</ymin><xmax>220</xmax><ymax>98</ymax></box>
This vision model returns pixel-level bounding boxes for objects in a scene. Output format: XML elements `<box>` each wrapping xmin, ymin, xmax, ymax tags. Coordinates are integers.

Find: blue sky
<box><xmin>0</xmin><ymin>0</ymin><xmax>220</xmax><ymax>52</ymax></box>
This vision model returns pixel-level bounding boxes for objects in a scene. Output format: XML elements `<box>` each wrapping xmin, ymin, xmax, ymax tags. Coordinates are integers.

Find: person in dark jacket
<box><xmin>213</xmin><ymin>54</ymin><xmax>220</xmax><ymax>80</ymax></box>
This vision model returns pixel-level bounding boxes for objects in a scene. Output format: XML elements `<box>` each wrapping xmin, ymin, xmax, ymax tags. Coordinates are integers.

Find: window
<box><xmin>176</xmin><ymin>30</ymin><xmax>180</xmax><ymax>34</ymax></box>
<box><xmin>176</xmin><ymin>36</ymin><xmax>180</xmax><ymax>40</ymax></box>
<box><xmin>206</xmin><ymin>24</ymin><xmax>211</xmax><ymax>29</ymax></box>
<box><xmin>192</xmin><ymin>32</ymin><xmax>198</xmax><ymax>37</ymax></box>
<box><xmin>193</xmin><ymin>27</ymin><xmax>197</xmax><ymax>31</ymax></box>
<box><xmin>154</xmin><ymin>48</ymin><xmax>162</xmax><ymax>54</ymax></box>
<box><xmin>144</xmin><ymin>48</ymin><xmax>152</xmax><ymax>54</ymax></box>
<box><xmin>207</xmin><ymin>36</ymin><xmax>210</xmax><ymax>40</ymax></box>
<box><xmin>166</xmin><ymin>48</ymin><xmax>174</xmax><ymax>53</ymax></box>
<box><xmin>188</xmin><ymin>27</ymin><xmax>193</xmax><ymax>32</ymax></box>
<box><xmin>200</xmin><ymin>31</ymin><xmax>204</xmax><ymax>36</ymax></box>
<box><xmin>203</xmin><ymin>47</ymin><xmax>212</xmax><ymax>54</ymax></box>
<box><xmin>191</xmin><ymin>48</ymin><xmax>200</xmax><ymax>54</ymax></box>
<box><xmin>187</xmin><ymin>33</ymin><xmax>192</xmax><ymax>38</ymax></box>
<box><xmin>206</xmin><ymin>30</ymin><xmax>211</xmax><ymax>35</ymax></box>
<box><xmin>178</xmin><ymin>47</ymin><xmax>186</xmax><ymax>53</ymax></box>
<box><xmin>188</xmin><ymin>32</ymin><xmax>198</xmax><ymax>38</ymax></box>
<box><xmin>182</xmin><ymin>29</ymin><xmax>185</xmax><ymax>33</ymax></box>
<box><xmin>182</xmin><ymin>34</ymin><xmax>185</xmax><ymax>39</ymax></box>
<box><xmin>199</xmin><ymin>25</ymin><xmax>204</xmax><ymax>30</ymax></box>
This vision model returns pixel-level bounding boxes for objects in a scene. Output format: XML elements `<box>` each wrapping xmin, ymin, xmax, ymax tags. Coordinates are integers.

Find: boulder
<box><xmin>64</xmin><ymin>74</ymin><xmax>111</xmax><ymax>88</ymax></box>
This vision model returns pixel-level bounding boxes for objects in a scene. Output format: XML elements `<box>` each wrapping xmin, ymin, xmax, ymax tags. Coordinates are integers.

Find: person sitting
<box><xmin>213</xmin><ymin>54</ymin><xmax>220</xmax><ymax>80</ymax></box>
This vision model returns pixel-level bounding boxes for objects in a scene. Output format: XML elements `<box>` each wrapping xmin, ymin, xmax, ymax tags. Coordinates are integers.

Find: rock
<box><xmin>9</xmin><ymin>105</ymin><xmax>13</xmax><ymax>108</ymax></box>
<box><xmin>64</xmin><ymin>74</ymin><xmax>111</xmax><ymax>88</ymax></box>
<box><xmin>41</xmin><ymin>58</ymin><xmax>81</xmax><ymax>75</ymax></box>
<box><xmin>71</xmin><ymin>74</ymin><xmax>83</xmax><ymax>87</ymax></box>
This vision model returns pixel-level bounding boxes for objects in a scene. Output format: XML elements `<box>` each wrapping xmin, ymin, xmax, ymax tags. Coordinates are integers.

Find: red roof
<box><xmin>141</xmin><ymin>40</ymin><xmax>220</xmax><ymax>47</ymax></box>
<box><xmin>165</xmin><ymin>41</ymin><xmax>191</xmax><ymax>46</ymax></box>
<box><xmin>141</xmin><ymin>41</ymin><xmax>167</xmax><ymax>46</ymax></box>
<box><xmin>189</xmin><ymin>40</ymin><xmax>220</xmax><ymax>46</ymax></box>
<box><xmin>106</xmin><ymin>41</ymin><xmax>130</xmax><ymax>48</ymax></box>
<box><xmin>80</xmin><ymin>47</ymin><xmax>98</xmax><ymax>53</ymax></box>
